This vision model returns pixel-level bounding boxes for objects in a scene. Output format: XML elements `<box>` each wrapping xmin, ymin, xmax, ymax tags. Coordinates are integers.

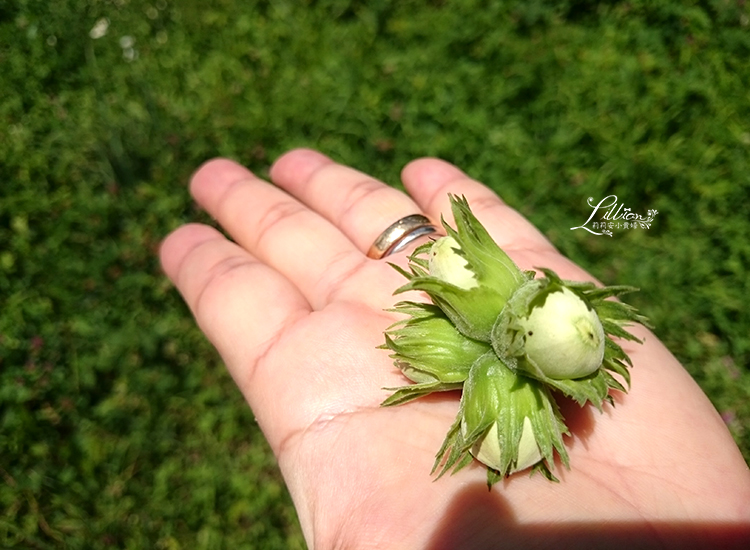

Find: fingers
<box><xmin>184</xmin><ymin>151</ymin><xmax>584</xmax><ymax>319</ymax></box>
<box><xmin>270</xmin><ymin>149</ymin><xmax>430</xmax><ymax>254</ymax></box>
<box><xmin>159</xmin><ymin>223</ymin><xmax>311</xmax><ymax>389</ymax></box>
<box><xmin>190</xmin><ymin>158</ymin><xmax>375</xmax><ymax>310</ymax></box>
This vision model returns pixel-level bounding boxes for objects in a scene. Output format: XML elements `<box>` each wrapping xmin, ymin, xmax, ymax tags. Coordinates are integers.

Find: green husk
<box><xmin>381</xmin><ymin>195</ymin><xmax>649</xmax><ymax>486</ymax></box>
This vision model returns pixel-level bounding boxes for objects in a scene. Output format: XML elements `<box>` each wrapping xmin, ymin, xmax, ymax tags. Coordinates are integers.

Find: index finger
<box><xmin>401</xmin><ymin>158</ymin><xmax>557</xmax><ymax>252</ymax></box>
<box><xmin>401</xmin><ymin>158</ymin><xmax>595</xmax><ymax>281</ymax></box>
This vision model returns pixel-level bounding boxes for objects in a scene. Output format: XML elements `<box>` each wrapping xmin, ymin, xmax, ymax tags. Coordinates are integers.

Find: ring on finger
<box><xmin>366</xmin><ymin>214</ymin><xmax>439</xmax><ymax>259</ymax></box>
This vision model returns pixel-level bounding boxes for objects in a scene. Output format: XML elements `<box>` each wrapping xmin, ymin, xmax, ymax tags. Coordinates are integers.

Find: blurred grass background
<box><xmin>2</xmin><ymin>0</ymin><xmax>749</xmax><ymax>547</ymax></box>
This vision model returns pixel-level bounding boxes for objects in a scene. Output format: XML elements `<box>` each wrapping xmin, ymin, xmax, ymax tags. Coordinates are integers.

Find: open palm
<box><xmin>160</xmin><ymin>149</ymin><xmax>750</xmax><ymax>549</ymax></box>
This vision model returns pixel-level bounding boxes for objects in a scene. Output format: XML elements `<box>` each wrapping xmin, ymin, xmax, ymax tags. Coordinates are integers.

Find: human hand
<box><xmin>160</xmin><ymin>149</ymin><xmax>750</xmax><ymax>549</ymax></box>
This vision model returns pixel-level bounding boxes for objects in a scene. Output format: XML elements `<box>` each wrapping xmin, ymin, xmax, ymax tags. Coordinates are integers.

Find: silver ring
<box><xmin>367</xmin><ymin>214</ymin><xmax>439</xmax><ymax>259</ymax></box>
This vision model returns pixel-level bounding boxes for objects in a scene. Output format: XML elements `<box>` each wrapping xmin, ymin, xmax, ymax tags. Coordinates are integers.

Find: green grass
<box><xmin>2</xmin><ymin>0</ymin><xmax>750</xmax><ymax>547</ymax></box>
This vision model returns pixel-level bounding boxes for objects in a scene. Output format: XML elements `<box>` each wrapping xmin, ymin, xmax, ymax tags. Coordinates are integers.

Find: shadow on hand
<box><xmin>556</xmin><ymin>393</ymin><xmax>597</xmax><ymax>453</ymax></box>
<box><xmin>425</xmin><ymin>483</ymin><xmax>750</xmax><ymax>550</ymax></box>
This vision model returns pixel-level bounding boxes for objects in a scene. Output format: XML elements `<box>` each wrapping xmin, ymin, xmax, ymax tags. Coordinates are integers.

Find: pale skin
<box><xmin>160</xmin><ymin>149</ymin><xmax>750</xmax><ymax>549</ymax></box>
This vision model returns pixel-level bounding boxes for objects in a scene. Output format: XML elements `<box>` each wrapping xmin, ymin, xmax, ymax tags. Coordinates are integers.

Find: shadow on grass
<box><xmin>425</xmin><ymin>483</ymin><xmax>750</xmax><ymax>550</ymax></box>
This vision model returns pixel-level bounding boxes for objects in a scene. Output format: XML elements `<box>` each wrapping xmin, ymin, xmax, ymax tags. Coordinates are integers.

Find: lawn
<box><xmin>2</xmin><ymin>0</ymin><xmax>749</xmax><ymax>547</ymax></box>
